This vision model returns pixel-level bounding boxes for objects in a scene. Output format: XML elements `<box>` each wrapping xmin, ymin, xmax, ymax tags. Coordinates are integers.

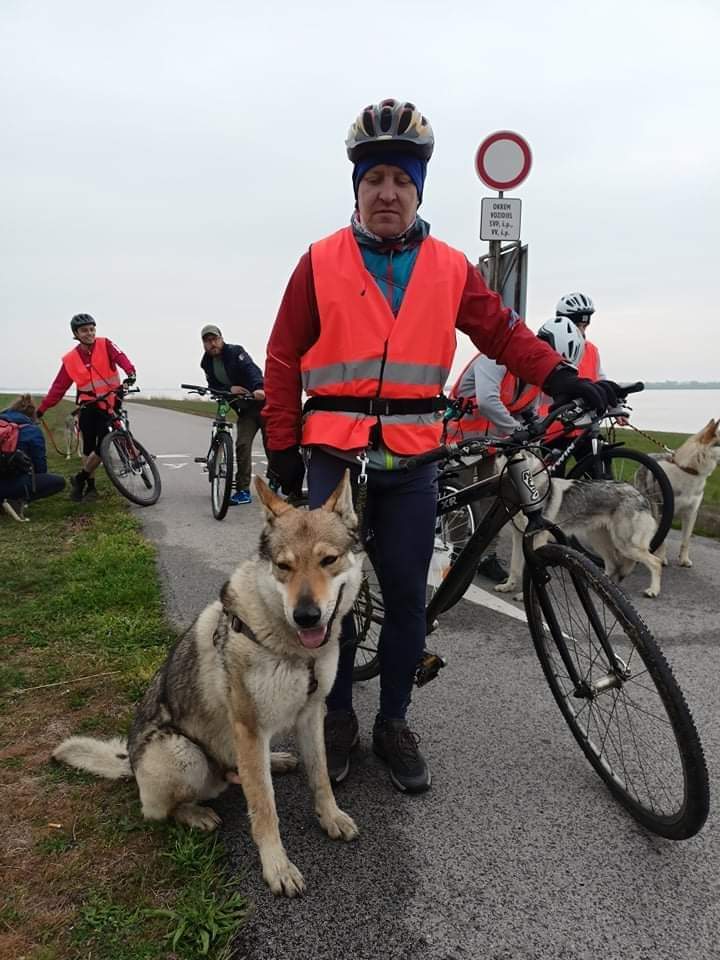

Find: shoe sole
<box><xmin>372</xmin><ymin>744</ymin><xmax>432</xmax><ymax>794</ymax></box>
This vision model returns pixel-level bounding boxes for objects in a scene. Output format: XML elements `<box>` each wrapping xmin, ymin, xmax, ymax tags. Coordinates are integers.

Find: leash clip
<box><xmin>356</xmin><ymin>449</ymin><xmax>369</xmax><ymax>487</ymax></box>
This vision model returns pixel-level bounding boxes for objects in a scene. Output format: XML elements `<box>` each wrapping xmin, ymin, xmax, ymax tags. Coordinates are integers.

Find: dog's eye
<box><xmin>320</xmin><ymin>555</ymin><xmax>338</xmax><ymax>567</ymax></box>
<box><xmin>276</xmin><ymin>561</ymin><xmax>292</xmax><ymax>572</ymax></box>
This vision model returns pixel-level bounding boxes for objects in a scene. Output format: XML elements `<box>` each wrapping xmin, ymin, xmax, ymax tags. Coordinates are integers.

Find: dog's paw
<box><xmin>662</xmin><ymin>557</ymin><xmax>669</xmax><ymax>567</ymax></box>
<box><xmin>262</xmin><ymin>852</ymin><xmax>305</xmax><ymax>897</ymax></box>
<box><xmin>318</xmin><ymin>806</ymin><xmax>359</xmax><ymax>841</ymax></box>
<box><xmin>643</xmin><ymin>588</ymin><xmax>660</xmax><ymax>599</ymax></box>
<box><xmin>270</xmin><ymin>751</ymin><xmax>299</xmax><ymax>774</ymax></box>
<box><xmin>679</xmin><ymin>557</ymin><xmax>693</xmax><ymax>568</ymax></box>
<box><xmin>174</xmin><ymin>803</ymin><xmax>221</xmax><ymax>832</ymax></box>
<box><xmin>494</xmin><ymin>579</ymin><xmax>518</xmax><ymax>594</ymax></box>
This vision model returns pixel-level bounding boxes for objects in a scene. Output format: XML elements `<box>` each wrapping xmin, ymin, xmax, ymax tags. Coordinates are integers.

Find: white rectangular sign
<box><xmin>480</xmin><ymin>197</ymin><xmax>522</xmax><ymax>241</ymax></box>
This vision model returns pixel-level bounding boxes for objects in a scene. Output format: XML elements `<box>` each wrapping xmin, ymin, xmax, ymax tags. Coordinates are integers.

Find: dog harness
<box><xmin>222</xmin><ymin>612</ymin><xmax>319</xmax><ymax>697</ymax></box>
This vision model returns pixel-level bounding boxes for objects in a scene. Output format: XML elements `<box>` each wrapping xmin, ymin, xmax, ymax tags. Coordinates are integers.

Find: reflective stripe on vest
<box><xmin>62</xmin><ymin>338</ymin><xmax>121</xmax><ymax>409</ymax></box>
<box><xmin>446</xmin><ymin>353</ymin><xmax>539</xmax><ymax>442</ymax></box>
<box><xmin>301</xmin><ymin>227</ymin><xmax>466</xmax><ymax>454</ymax></box>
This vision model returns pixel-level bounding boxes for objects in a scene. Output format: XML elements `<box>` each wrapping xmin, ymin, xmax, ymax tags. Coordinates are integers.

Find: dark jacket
<box><xmin>0</xmin><ymin>410</ymin><xmax>47</xmax><ymax>473</ymax></box>
<box><xmin>200</xmin><ymin>343</ymin><xmax>264</xmax><ymax>394</ymax></box>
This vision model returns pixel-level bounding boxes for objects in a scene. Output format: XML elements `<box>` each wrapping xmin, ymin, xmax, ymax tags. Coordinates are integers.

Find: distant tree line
<box><xmin>643</xmin><ymin>381</ymin><xmax>720</xmax><ymax>389</ymax></box>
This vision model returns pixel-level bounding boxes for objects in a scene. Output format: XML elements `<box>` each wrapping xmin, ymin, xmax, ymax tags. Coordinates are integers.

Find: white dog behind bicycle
<box><xmin>495</xmin><ymin>452</ymin><xmax>663</xmax><ymax>598</ymax></box>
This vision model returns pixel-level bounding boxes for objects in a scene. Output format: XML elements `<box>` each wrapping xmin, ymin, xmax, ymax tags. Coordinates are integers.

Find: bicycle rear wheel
<box><xmin>568</xmin><ymin>448</ymin><xmax>674</xmax><ymax>553</ymax></box>
<box><xmin>210</xmin><ymin>431</ymin><xmax>234</xmax><ymax>520</ymax></box>
<box><xmin>100</xmin><ymin>432</ymin><xmax>162</xmax><ymax>506</ymax></box>
<box><xmin>524</xmin><ymin>543</ymin><xmax>709</xmax><ymax>839</ymax></box>
<box><xmin>352</xmin><ymin>552</ymin><xmax>383</xmax><ymax>681</ymax></box>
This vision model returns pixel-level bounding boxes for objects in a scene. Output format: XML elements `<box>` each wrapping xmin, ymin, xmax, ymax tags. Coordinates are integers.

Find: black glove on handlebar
<box><xmin>594</xmin><ymin>379</ymin><xmax>621</xmax><ymax>408</ymax></box>
<box><xmin>543</xmin><ymin>364</ymin><xmax>607</xmax><ymax>414</ymax></box>
<box><xmin>267</xmin><ymin>447</ymin><xmax>305</xmax><ymax>497</ymax></box>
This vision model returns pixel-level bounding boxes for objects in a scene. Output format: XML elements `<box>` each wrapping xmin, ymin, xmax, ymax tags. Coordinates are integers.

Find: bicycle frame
<box><xmin>428</xmin><ymin>451</ymin><xmax>630</xmax><ymax>696</ymax></box>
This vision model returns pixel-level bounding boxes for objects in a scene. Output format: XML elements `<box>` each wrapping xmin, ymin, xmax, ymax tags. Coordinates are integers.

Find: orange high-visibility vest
<box><xmin>62</xmin><ymin>338</ymin><xmax>122</xmax><ymax>410</ymax></box>
<box><xmin>578</xmin><ymin>340</ymin><xmax>601</xmax><ymax>381</ymax></box>
<box><xmin>301</xmin><ymin>227</ymin><xmax>466</xmax><ymax>454</ymax></box>
<box><xmin>445</xmin><ymin>353</ymin><xmax>539</xmax><ymax>442</ymax></box>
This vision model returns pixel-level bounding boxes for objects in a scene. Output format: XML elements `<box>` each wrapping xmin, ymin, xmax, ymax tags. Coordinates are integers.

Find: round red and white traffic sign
<box><xmin>475</xmin><ymin>131</ymin><xmax>532</xmax><ymax>191</ymax></box>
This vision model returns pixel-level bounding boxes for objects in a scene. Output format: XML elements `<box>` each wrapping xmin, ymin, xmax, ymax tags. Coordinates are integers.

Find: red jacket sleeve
<box><xmin>262</xmin><ymin>253</ymin><xmax>320</xmax><ymax>450</ymax></box>
<box><xmin>106</xmin><ymin>341</ymin><xmax>136</xmax><ymax>376</ymax></box>
<box><xmin>37</xmin><ymin>364</ymin><xmax>74</xmax><ymax>414</ymax></box>
<box><xmin>456</xmin><ymin>260</ymin><xmax>561</xmax><ymax>389</ymax></box>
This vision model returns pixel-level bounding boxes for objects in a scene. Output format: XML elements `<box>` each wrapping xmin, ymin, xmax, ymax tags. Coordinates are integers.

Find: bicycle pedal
<box><xmin>194</xmin><ymin>457</ymin><xmax>207</xmax><ymax>464</ymax></box>
<box><xmin>414</xmin><ymin>651</ymin><xmax>447</xmax><ymax>687</ymax></box>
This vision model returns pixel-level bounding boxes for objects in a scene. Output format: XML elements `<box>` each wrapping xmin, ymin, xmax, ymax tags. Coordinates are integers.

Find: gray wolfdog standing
<box><xmin>54</xmin><ymin>472</ymin><xmax>364</xmax><ymax>897</ymax></box>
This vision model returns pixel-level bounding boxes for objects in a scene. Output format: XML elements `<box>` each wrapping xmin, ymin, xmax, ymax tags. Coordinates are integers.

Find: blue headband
<box><xmin>352</xmin><ymin>152</ymin><xmax>427</xmax><ymax>203</ymax></box>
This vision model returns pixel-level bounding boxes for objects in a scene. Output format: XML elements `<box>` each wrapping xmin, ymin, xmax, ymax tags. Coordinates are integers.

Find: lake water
<box><xmin>5</xmin><ymin>387</ymin><xmax>718</xmax><ymax>435</ymax></box>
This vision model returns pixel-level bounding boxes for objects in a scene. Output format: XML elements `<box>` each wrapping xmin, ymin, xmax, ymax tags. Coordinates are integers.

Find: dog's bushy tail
<box><xmin>52</xmin><ymin>736</ymin><xmax>132</xmax><ymax>780</ymax></box>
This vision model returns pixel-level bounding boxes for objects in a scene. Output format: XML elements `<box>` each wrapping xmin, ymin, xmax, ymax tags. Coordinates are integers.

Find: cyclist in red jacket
<box><xmin>263</xmin><ymin>98</ymin><xmax>618</xmax><ymax>794</ymax></box>
<box><xmin>37</xmin><ymin>314</ymin><xmax>136</xmax><ymax>501</ymax></box>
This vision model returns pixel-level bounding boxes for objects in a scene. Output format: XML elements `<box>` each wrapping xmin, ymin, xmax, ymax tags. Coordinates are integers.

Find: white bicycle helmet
<box><xmin>537</xmin><ymin>317</ymin><xmax>586</xmax><ymax>366</ymax></box>
<box><xmin>556</xmin><ymin>292</ymin><xmax>595</xmax><ymax>319</ymax></box>
<box><xmin>345</xmin><ymin>99</ymin><xmax>434</xmax><ymax>163</ymax></box>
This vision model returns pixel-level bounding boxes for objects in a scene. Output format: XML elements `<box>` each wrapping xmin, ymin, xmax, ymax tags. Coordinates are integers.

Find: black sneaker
<box><xmin>476</xmin><ymin>553</ymin><xmax>509</xmax><ymax>583</ymax></box>
<box><xmin>69</xmin><ymin>473</ymin><xmax>85</xmax><ymax>502</ymax></box>
<box><xmin>372</xmin><ymin>716</ymin><xmax>431</xmax><ymax>793</ymax></box>
<box><xmin>83</xmin><ymin>478</ymin><xmax>98</xmax><ymax>501</ymax></box>
<box><xmin>324</xmin><ymin>709</ymin><xmax>359</xmax><ymax>784</ymax></box>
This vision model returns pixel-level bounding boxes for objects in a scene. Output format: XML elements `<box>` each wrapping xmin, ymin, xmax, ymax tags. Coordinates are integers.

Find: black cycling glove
<box><xmin>267</xmin><ymin>447</ymin><xmax>305</xmax><ymax>497</ymax></box>
<box><xmin>543</xmin><ymin>364</ymin><xmax>607</xmax><ymax>415</ymax></box>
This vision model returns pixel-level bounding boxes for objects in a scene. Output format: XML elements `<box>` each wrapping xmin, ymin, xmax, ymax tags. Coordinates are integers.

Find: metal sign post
<box><xmin>475</xmin><ymin>131</ymin><xmax>532</xmax><ymax>299</ymax></box>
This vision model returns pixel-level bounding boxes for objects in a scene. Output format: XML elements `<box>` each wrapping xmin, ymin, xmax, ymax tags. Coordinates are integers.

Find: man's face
<box><xmin>202</xmin><ymin>334</ymin><xmax>224</xmax><ymax>356</ymax></box>
<box><xmin>75</xmin><ymin>324</ymin><xmax>96</xmax><ymax>346</ymax></box>
<box><xmin>356</xmin><ymin>164</ymin><xmax>418</xmax><ymax>238</ymax></box>
<box><xmin>572</xmin><ymin>316</ymin><xmax>591</xmax><ymax>339</ymax></box>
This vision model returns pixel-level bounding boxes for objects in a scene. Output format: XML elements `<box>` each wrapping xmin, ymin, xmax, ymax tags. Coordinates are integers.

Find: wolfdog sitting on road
<box><xmin>54</xmin><ymin>472</ymin><xmax>364</xmax><ymax>897</ymax></box>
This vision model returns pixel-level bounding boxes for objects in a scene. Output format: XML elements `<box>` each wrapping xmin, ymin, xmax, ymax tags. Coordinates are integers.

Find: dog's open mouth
<box><xmin>297</xmin><ymin>626</ymin><xmax>327</xmax><ymax>649</ymax></box>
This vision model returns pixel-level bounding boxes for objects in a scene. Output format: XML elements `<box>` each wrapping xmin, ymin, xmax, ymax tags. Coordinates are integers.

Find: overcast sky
<box><xmin>2</xmin><ymin>0</ymin><xmax>718</xmax><ymax>397</ymax></box>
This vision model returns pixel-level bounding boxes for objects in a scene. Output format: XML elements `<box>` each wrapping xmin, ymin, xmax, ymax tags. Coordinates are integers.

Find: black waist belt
<box><xmin>303</xmin><ymin>396</ymin><xmax>448</xmax><ymax>417</ymax></box>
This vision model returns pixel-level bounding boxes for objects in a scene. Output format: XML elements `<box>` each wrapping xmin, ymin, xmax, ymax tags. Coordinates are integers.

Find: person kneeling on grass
<box><xmin>36</xmin><ymin>313</ymin><xmax>137</xmax><ymax>501</ymax></box>
<box><xmin>0</xmin><ymin>395</ymin><xmax>66</xmax><ymax>521</ymax></box>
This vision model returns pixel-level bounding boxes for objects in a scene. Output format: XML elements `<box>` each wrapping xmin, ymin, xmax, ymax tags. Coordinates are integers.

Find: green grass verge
<box><xmin>0</xmin><ymin>393</ymin><xmax>248</xmax><ymax>960</ymax></box>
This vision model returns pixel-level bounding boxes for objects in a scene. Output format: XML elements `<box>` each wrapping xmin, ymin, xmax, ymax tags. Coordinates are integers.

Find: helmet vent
<box><xmin>380</xmin><ymin>107</ymin><xmax>393</xmax><ymax>133</ymax></box>
<box><xmin>362</xmin><ymin>109</ymin><xmax>375</xmax><ymax>137</ymax></box>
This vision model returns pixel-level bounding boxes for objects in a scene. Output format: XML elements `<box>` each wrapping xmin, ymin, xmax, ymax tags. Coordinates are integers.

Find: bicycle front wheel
<box><xmin>100</xmin><ymin>432</ymin><xmax>162</xmax><ymax>506</ymax></box>
<box><xmin>210</xmin><ymin>431</ymin><xmax>234</xmax><ymax>520</ymax></box>
<box><xmin>524</xmin><ymin>543</ymin><xmax>708</xmax><ymax>839</ymax></box>
<box><xmin>568</xmin><ymin>448</ymin><xmax>674</xmax><ymax>553</ymax></box>
<box><xmin>352</xmin><ymin>552</ymin><xmax>383</xmax><ymax>681</ymax></box>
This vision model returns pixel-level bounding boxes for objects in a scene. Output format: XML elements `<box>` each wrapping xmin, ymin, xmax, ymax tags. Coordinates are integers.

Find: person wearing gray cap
<box><xmin>200</xmin><ymin>325</ymin><xmax>265</xmax><ymax>505</ymax></box>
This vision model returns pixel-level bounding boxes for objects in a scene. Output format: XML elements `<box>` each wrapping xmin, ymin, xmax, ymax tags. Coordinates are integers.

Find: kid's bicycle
<box><xmin>181</xmin><ymin>384</ymin><xmax>262</xmax><ymax>521</ymax></box>
<box><xmin>352</xmin><ymin>389</ymin><xmax>709</xmax><ymax>840</ymax></box>
<box><xmin>77</xmin><ymin>386</ymin><xmax>162</xmax><ymax>506</ymax></box>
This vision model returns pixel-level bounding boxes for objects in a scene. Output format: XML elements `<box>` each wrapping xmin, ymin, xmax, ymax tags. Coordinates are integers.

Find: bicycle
<box><xmin>78</xmin><ymin>386</ymin><xmax>162</xmax><ymax>506</ymax></box>
<box><xmin>181</xmin><ymin>383</ymin><xmax>262</xmax><ymax>521</ymax></box>
<box><xmin>443</xmin><ymin>387</ymin><xmax>674</xmax><ymax>554</ymax></box>
<box><xmin>350</xmin><ymin>396</ymin><xmax>709</xmax><ymax>840</ymax></box>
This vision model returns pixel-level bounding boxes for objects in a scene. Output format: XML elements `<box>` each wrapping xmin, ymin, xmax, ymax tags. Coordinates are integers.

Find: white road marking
<box><xmin>459</xmin><ymin>582</ymin><xmax>528</xmax><ymax>623</ymax></box>
<box><xmin>165</xmin><ymin>463</ymin><xmax>188</xmax><ymax>470</ymax></box>
<box><xmin>154</xmin><ymin>454</ymin><xmax>191</xmax><ymax>458</ymax></box>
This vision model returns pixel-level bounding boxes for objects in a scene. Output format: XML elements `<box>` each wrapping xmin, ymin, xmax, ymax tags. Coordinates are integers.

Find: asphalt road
<box><xmin>125</xmin><ymin>401</ymin><xmax>720</xmax><ymax>960</ymax></box>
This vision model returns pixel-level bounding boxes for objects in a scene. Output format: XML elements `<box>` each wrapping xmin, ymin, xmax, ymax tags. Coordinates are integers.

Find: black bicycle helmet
<box><xmin>71</xmin><ymin>313</ymin><xmax>96</xmax><ymax>333</ymax></box>
<box><xmin>345</xmin><ymin>99</ymin><xmax>435</xmax><ymax>163</ymax></box>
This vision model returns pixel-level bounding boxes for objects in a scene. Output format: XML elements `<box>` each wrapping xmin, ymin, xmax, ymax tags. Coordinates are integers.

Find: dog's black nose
<box><xmin>293</xmin><ymin>603</ymin><xmax>322</xmax><ymax>628</ymax></box>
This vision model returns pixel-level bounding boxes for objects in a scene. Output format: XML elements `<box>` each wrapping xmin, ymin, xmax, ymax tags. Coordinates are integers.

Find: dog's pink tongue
<box><xmin>297</xmin><ymin>626</ymin><xmax>327</xmax><ymax>649</ymax></box>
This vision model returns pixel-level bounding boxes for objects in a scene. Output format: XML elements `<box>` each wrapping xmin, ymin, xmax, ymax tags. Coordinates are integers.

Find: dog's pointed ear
<box><xmin>321</xmin><ymin>469</ymin><xmax>357</xmax><ymax>528</ymax></box>
<box><xmin>699</xmin><ymin>420</ymin><xmax>717</xmax><ymax>443</ymax></box>
<box><xmin>254</xmin><ymin>476</ymin><xmax>292</xmax><ymax>520</ymax></box>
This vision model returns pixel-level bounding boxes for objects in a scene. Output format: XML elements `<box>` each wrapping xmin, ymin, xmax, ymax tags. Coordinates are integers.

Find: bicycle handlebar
<box><xmin>402</xmin><ymin>381</ymin><xmax>645</xmax><ymax>470</ymax></box>
<box><xmin>180</xmin><ymin>383</ymin><xmax>261</xmax><ymax>405</ymax></box>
